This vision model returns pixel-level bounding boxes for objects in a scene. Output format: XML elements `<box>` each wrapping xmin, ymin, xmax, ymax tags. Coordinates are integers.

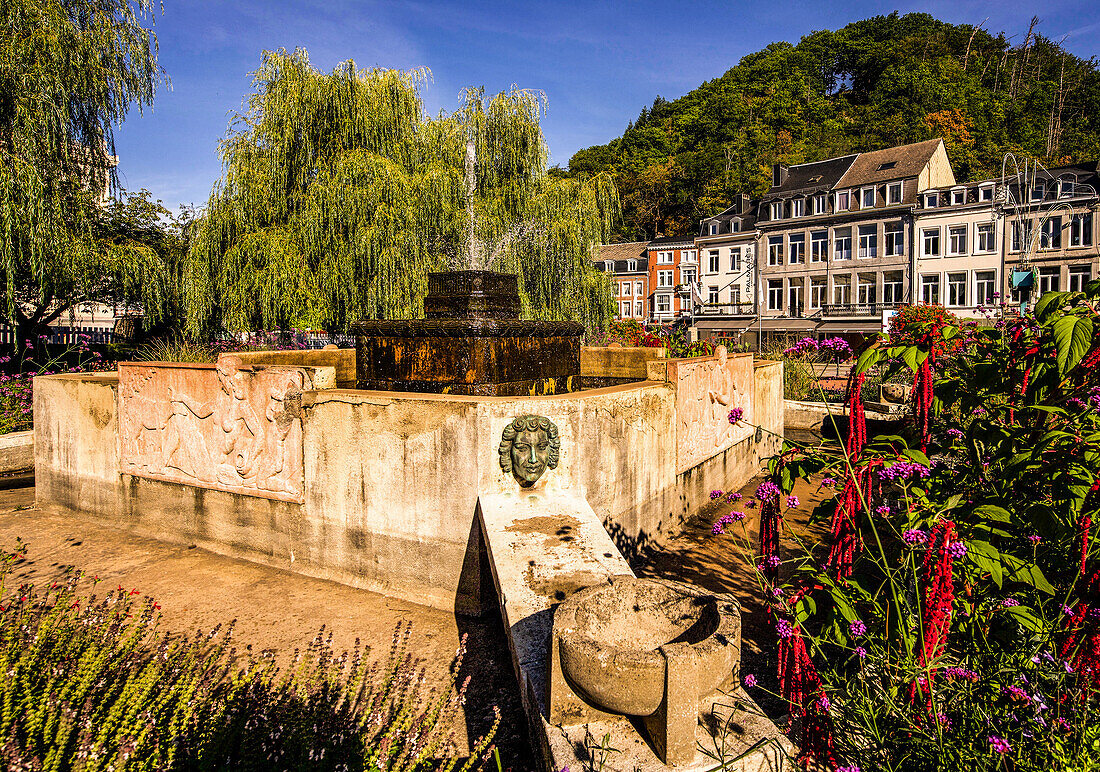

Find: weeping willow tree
<box><xmin>0</xmin><ymin>0</ymin><xmax>172</xmax><ymax>351</ymax></box>
<box><xmin>185</xmin><ymin>49</ymin><xmax>618</xmax><ymax>335</ymax></box>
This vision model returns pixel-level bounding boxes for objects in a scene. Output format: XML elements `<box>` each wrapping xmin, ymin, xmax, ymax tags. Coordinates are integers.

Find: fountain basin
<box><xmin>554</xmin><ymin>577</ymin><xmax>740</xmax><ymax>717</ymax></box>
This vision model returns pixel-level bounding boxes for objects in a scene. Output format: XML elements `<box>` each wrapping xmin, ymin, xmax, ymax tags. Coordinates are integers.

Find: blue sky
<box><xmin>113</xmin><ymin>0</ymin><xmax>1100</xmax><ymax>211</ymax></box>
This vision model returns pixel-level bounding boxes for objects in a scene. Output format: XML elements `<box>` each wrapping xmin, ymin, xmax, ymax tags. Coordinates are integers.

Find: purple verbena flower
<box><xmin>875</xmin><ymin>504</ymin><xmax>890</xmax><ymax>516</ymax></box>
<box><xmin>710</xmin><ymin>489</ymin><xmax>723</xmax><ymax>500</ymax></box>
<box><xmin>786</xmin><ymin>495</ymin><xmax>800</xmax><ymax>509</ymax></box>
<box><xmin>947</xmin><ymin>540</ymin><xmax>968</xmax><ymax>559</ymax></box>
<box><xmin>728</xmin><ymin>407</ymin><xmax>744</xmax><ymax>424</ymax></box>
<box><xmin>988</xmin><ymin>736</ymin><xmax>1012</xmax><ymax>754</ymax></box>
<box><xmin>854</xmin><ymin>646</ymin><xmax>867</xmax><ymax>659</ymax></box>
<box><xmin>820</xmin><ymin>477</ymin><xmax>836</xmax><ymax>488</ymax></box>
<box><xmin>848</xmin><ymin>620</ymin><xmax>867</xmax><ymax>637</ymax></box>
<box><xmin>711</xmin><ymin>522</ymin><xmax>725</xmax><ymax>535</ymax></box>
<box><xmin>776</xmin><ymin>619</ymin><xmax>794</xmax><ymax>638</ymax></box>
<box><xmin>729</xmin><ymin>510</ymin><xmax>746</xmax><ymax>522</ymax></box>
<box><xmin>743</xmin><ymin>673</ymin><xmax>757</xmax><ymax>687</ymax></box>
<box><xmin>946</xmin><ymin>428</ymin><xmax>964</xmax><ymax>441</ymax></box>
<box><xmin>1001</xmin><ymin>598</ymin><xmax>1020</xmax><ymax>607</ymax></box>
<box><xmin>755</xmin><ymin>481</ymin><xmax>781</xmax><ymax>501</ymax></box>
<box><xmin>902</xmin><ymin>529</ymin><xmax>927</xmax><ymax>545</ymax></box>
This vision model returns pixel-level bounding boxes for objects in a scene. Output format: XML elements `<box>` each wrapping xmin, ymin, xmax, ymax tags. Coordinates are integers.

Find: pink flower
<box><xmin>743</xmin><ymin>673</ymin><xmax>757</xmax><ymax>687</ymax></box>
<box><xmin>728</xmin><ymin>407</ymin><xmax>744</xmax><ymax>424</ymax></box>
<box><xmin>710</xmin><ymin>490</ymin><xmax>723</xmax><ymax>500</ymax></box>
<box><xmin>848</xmin><ymin>620</ymin><xmax>867</xmax><ymax>636</ymax></box>
<box><xmin>729</xmin><ymin>510</ymin><xmax>745</xmax><ymax>522</ymax></box>
<box><xmin>988</xmin><ymin>735</ymin><xmax>1011</xmax><ymax>754</ymax></box>
<box><xmin>854</xmin><ymin>646</ymin><xmax>867</xmax><ymax>659</ymax></box>
<box><xmin>776</xmin><ymin>619</ymin><xmax>794</xmax><ymax>638</ymax></box>
<box><xmin>711</xmin><ymin>522</ymin><xmax>725</xmax><ymax>535</ymax></box>
<box><xmin>786</xmin><ymin>495</ymin><xmax>800</xmax><ymax>508</ymax></box>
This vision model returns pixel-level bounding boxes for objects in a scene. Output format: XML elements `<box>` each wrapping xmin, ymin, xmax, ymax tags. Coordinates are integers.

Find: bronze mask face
<box><xmin>510</xmin><ymin>429</ymin><xmax>550</xmax><ymax>486</ymax></box>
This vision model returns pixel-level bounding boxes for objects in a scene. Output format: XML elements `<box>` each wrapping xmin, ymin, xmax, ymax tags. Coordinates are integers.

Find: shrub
<box><xmin>0</xmin><ymin>335</ymin><xmax>109</xmax><ymax>434</ymax></box>
<box><xmin>0</xmin><ymin>543</ymin><xmax>496</xmax><ymax>770</ymax></box>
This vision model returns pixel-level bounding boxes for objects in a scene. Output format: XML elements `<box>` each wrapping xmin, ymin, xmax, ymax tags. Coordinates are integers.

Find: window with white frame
<box><xmin>658</xmin><ymin>270</ymin><xmax>673</xmax><ymax>287</ymax></box>
<box><xmin>788</xmin><ymin>280</ymin><xmax>803</xmax><ymax>314</ymax></box>
<box><xmin>681</xmin><ymin>267</ymin><xmax>697</xmax><ymax>285</ymax></box>
<box><xmin>951</xmin><ymin>188</ymin><xmax>965</xmax><ymax>205</ymax></box>
<box><xmin>707</xmin><ymin>250</ymin><xmax>720</xmax><ymax>273</ymax></box>
<box><xmin>771</xmin><ymin>201</ymin><xmax>784</xmax><ymax>220</ymax></box>
<box><xmin>621</xmin><ymin>281</ymin><xmax>632</xmax><ymax>296</ymax></box>
<box><xmin>883</xmin><ymin>271</ymin><xmax>904</xmax><ymax>305</ymax></box>
<box><xmin>975</xmin><ymin>271</ymin><xmax>996</xmax><ymax>304</ymax></box>
<box><xmin>810</xmin><ymin>231</ymin><xmax>828</xmax><ymax>262</ymax></box>
<box><xmin>810</xmin><ymin>276</ymin><xmax>827</xmax><ymax>309</ymax></box>
<box><xmin>833</xmin><ymin>275</ymin><xmax>851</xmax><ymax>305</ymax></box>
<box><xmin>1038</xmin><ymin>267</ymin><xmax>1060</xmax><ymax>295</ymax></box>
<box><xmin>976</xmin><ymin>223</ymin><xmax>995</xmax><ymax>253</ymax></box>
<box><xmin>949</xmin><ymin>225</ymin><xmax>967</xmax><ymax>255</ymax></box>
<box><xmin>835</xmin><ymin>190</ymin><xmax>850</xmax><ymax>211</ymax></box>
<box><xmin>657</xmin><ymin>294</ymin><xmax>670</xmax><ymax>313</ymax></box>
<box><xmin>1059</xmin><ymin>176</ymin><xmax>1078</xmax><ymax>198</ymax></box>
<box><xmin>729</xmin><ymin>247</ymin><xmax>741</xmax><ymax>271</ymax></box>
<box><xmin>857</xmin><ymin>274</ymin><xmax>876</xmax><ymax>305</ymax></box>
<box><xmin>682</xmin><ymin>249</ymin><xmax>697</xmax><ymax>262</ymax></box>
<box><xmin>833</xmin><ymin>227</ymin><xmax>852</xmax><ymax>260</ymax></box>
<box><xmin>979</xmin><ymin>185</ymin><xmax>994</xmax><ymax>202</ymax></box>
<box><xmin>709</xmin><ymin>222</ymin><xmax>718</xmax><ymax>235</ymax></box>
<box><xmin>1031</xmin><ymin>180</ymin><xmax>1046</xmax><ymax>202</ymax></box>
<box><xmin>813</xmin><ymin>194</ymin><xmax>827</xmax><ymax>215</ymax></box>
<box><xmin>1011</xmin><ymin>220</ymin><xmax>1034</xmax><ymax>252</ymax></box>
<box><xmin>708</xmin><ymin>285</ymin><xmax>719</xmax><ymax>305</ymax></box>
<box><xmin>619</xmin><ymin>301</ymin><xmax>631</xmax><ymax>317</ymax></box>
<box><xmin>791</xmin><ymin>198</ymin><xmax>805</xmax><ymax>217</ymax></box>
<box><xmin>604</xmin><ymin>261</ymin><xmax>613</xmax><ymax>271</ymax></box>
<box><xmin>731</xmin><ymin>219</ymin><xmax>741</xmax><ymax>233</ymax></box>
<box><xmin>635</xmin><ymin>301</ymin><xmax>644</xmax><ymax>317</ymax></box>
<box><xmin>627</xmin><ymin>259</ymin><xmax>637</xmax><ymax>271</ymax></box>
<box><xmin>858</xmin><ymin>224</ymin><xmax>877</xmax><ymax>258</ymax></box>
<box><xmin>885</xmin><ymin>222</ymin><xmax>904</xmax><ymax>256</ymax></box>
<box><xmin>887</xmin><ymin>182</ymin><xmax>902</xmax><ymax>205</ymax></box>
<box><xmin>634</xmin><ymin>280</ymin><xmax>643</xmax><ymax>296</ymax></box>
<box><xmin>1070</xmin><ymin>265</ymin><xmax>1092</xmax><ymax>292</ymax></box>
<box><xmin>730</xmin><ymin>286</ymin><xmax>741</xmax><ymax>304</ymax></box>
<box><xmin>1040</xmin><ymin>216</ymin><xmax>1062</xmax><ymax>250</ymax></box>
<box><xmin>925</xmin><ymin>192</ymin><xmax>938</xmax><ymax>208</ymax></box>
<box><xmin>789</xmin><ymin>234</ymin><xmax>805</xmax><ymax>264</ymax></box>
<box><xmin>947</xmin><ymin>272</ymin><xmax>966</xmax><ymax>306</ymax></box>
<box><xmin>862</xmin><ymin>187</ymin><xmax>876</xmax><ymax>208</ymax></box>
<box><xmin>767</xmin><ymin>279</ymin><xmax>783</xmax><ymax>311</ymax></box>
<box><xmin>922</xmin><ymin>227</ymin><xmax>941</xmax><ymax>256</ymax></box>
<box><xmin>768</xmin><ymin>235</ymin><xmax>784</xmax><ymax>265</ymax></box>
<box><xmin>657</xmin><ymin>251</ymin><xmax>673</xmax><ymax>264</ymax></box>
<box><xmin>1071</xmin><ymin>213</ymin><xmax>1093</xmax><ymax>247</ymax></box>
<box><xmin>921</xmin><ymin>275</ymin><xmax>941</xmax><ymax>305</ymax></box>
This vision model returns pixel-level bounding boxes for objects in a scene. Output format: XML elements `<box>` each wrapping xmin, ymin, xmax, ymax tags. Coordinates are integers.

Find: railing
<box><xmin>695</xmin><ymin>303</ymin><xmax>756</xmax><ymax>316</ymax></box>
<box><xmin>0</xmin><ymin>325</ymin><xmax>116</xmax><ymax>346</ymax></box>
<box><xmin>819</xmin><ymin>302</ymin><xmax>902</xmax><ymax>318</ymax></box>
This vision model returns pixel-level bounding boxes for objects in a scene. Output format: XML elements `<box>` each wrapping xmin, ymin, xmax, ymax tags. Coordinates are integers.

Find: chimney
<box><xmin>772</xmin><ymin>163</ymin><xmax>789</xmax><ymax>188</ymax></box>
<box><xmin>738</xmin><ymin>193</ymin><xmax>752</xmax><ymax>213</ymax></box>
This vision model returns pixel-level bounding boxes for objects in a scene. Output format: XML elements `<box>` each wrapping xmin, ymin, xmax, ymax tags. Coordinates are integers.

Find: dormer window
<box><xmin>1059</xmin><ymin>176</ymin><xmax>1078</xmax><ymax>198</ymax></box>
<box><xmin>925</xmin><ymin>192</ymin><xmax>938</xmax><ymax>208</ymax></box>
<box><xmin>603</xmin><ymin>261</ymin><xmax>613</xmax><ymax>272</ymax></box>
<box><xmin>730</xmin><ymin>219</ymin><xmax>741</xmax><ymax>233</ymax></box>
<box><xmin>887</xmin><ymin>182</ymin><xmax>902</xmax><ymax>204</ymax></box>
<box><xmin>861</xmin><ymin>187</ymin><xmax>876</xmax><ymax>208</ymax></box>
<box><xmin>813</xmin><ymin>193</ymin><xmax>826</xmax><ymax>215</ymax></box>
<box><xmin>877</xmin><ymin>161</ymin><xmax>897</xmax><ymax>171</ymax></box>
<box><xmin>1031</xmin><ymin>180</ymin><xmax>1046</xmax><ymax>201</ymax></box>
<box><xmin>835</xmin><ymin>190</ymin><xmax>850</xmax><ymax>211</ymax></box>
<box><xmin>627</xmin><ymin>260</ymin><xmax>637</xmax><ymax>272</ymax></box>
<box><xmin>791</xmin><ymin>198</ymin><xmax>805</xmax><ymax>217</ymax></box>
<box><xmin>709</xmin><ymin>222</ymin><xmax>718</xmax><ymax>235</ymax></box>
<box><xmin>770</xmin><ymin>201</ymin><xmax>784</xmax><ymax>220</ymax></box>
<box><xmin>951</xmin><ymin>188</ymin><xmax>965</xmax><ymax>205</ymax></box>
<box><xmin>979</xmin><ymin>184</ymin><xmax>994</xmax><ymax>202</ymax></box>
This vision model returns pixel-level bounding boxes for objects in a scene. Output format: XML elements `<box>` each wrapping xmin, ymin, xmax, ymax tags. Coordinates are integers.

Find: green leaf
<box><xmin>900</xmin><ymin>448</ymin><xmax>931</xmax><ymax>466</ymax></box>
<box><xmin>855</xmin><ymin>346</ymin><xmax>882</xmax><ymax>375</ymax></box>
<box><xmin>972</xmin><ymin>504</ymin><xmax>1012</xmax><ymax>523</ymax></box>
<box><xmin>1053</xmin><ymin>314</ymin><xmax>1094</xmax><ymax>375</ymax></box>
<box><xmin>1005</xmin><ymin>605</ymin><xmax>1044</xmax><ymax>632</ymax></box>
<box><xmin>967</xmin><ymin>539</ymin><xmax>1004</xmax><ymax>588</ymax></box>
<box><xmin>900</xmin><ymin>346</ymin><xmax>928</xmax><ymax>373</ymax></box>
<box><xmin>1034</xmin><ymin>290</ymin><xmax>1069</xmax><ymax>321</ymax></box>
<box><xmin>1001</xmin><ymin>554</ymin><xmax>1056</xmax><ymax>595</ymax></box>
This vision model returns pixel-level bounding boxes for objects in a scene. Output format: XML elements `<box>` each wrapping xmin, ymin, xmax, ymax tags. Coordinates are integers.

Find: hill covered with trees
<box><xmin>568</xmin><ymin>13</ymin><xmax>1100</xmax><ymax>241</ymax></box>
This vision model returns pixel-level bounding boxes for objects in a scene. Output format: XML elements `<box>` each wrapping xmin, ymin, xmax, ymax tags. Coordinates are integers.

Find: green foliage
<box><xmin>0</xmin><ymin>544</ymin><xmax>496</xmax><ymax>770</ymax></box>
<box><xmin>567</xmin><ymin>13</ymin><xmax>1100</xmax><ymax>239</ymax></box>
<box><xmin>186</xmin><ymin>50</ymin><xmax>618</xmax><ymax>336</ymax></box>
<box><xmin>135</xmin><ymin>338</ymin><xmax>218</xmax><ymax>364</ymax></box>
<box><xmin>0</xmin><ymin>0</ymin><xmax>174</xmax><ymax>348</ymax></box>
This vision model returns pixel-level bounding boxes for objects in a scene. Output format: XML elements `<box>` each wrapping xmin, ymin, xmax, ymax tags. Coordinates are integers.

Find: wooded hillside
<box><xmin>567</xmin><ymin>13</ymin><xmax>1100</xmax><ymax>240</ymax></box>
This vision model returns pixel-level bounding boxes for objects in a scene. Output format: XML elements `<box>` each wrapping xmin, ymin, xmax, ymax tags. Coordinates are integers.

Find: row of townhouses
<box><xmin>596</xmin><ymin>139</ymin><xmax>1100</xmax><ymax>343</ymax></box>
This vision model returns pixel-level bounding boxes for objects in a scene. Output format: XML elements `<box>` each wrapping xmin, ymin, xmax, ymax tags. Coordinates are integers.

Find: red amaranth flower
<box><xmin>910</xmin><ymin>519</ymin><xmax>958</xmax><ymax>707</ymax></box>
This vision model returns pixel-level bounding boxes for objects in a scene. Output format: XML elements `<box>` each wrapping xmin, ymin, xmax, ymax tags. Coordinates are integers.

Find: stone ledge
<box><xmin>0</xmin><ymin>430</ymin><xmax>33</xmax><ymax>474</ymax></box>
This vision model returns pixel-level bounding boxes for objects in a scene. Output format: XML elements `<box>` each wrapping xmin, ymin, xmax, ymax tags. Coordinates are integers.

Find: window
<box><xmin>951</xmin><ymin>188</ymin><xmax>965</xmax><ymax>205</ymax></box>
<box><xmin>858</xmin><ymin>225</ymin><xmax>878</xmax><ymax>258</ymax></box>
<box><xmin>658</xmin><ymin>270</ymin><xmax>673</xmax><ymax>287</ymax></box>
<box><xmin>810</xmin><ymin>231</ymin><xmax>828</xmax><ymax>262</ymax></box>
<box><xmin>621</xmin><ymin>281</ymin><xmax>632</xmax><ymax>296</ymax></box>
<box><xmin>862</xmin><ymin>187</ymin><xmax>876</xmax><ymax>208</ymax></box>
<box><xmin>810</xmin><ymin>277</ymin><xmax>827</xmax><ymax>309</ymax></box>
<box><xmin>925</xmin><ymin>192</ymin><xmax>938</xmax><ymax>208</ymax></box>
<box><xmin>1011</xmin><ymin>220</ymin><xmax>1034</xmax><ymax>252</ymax></box>
<box><xmin>922</xmin><ymin>227</ymin><xmax>941</xmax><ymax>256</ymax></box>
<box><xmin>949</xmin><ymin>225</ymin><xmax>967</xmax><ymax>255</ymax></box>
<box><xmin>682</xmin><ymin>250</ymin><xmax>697</xmax><ymax>263</ymax></box>
<box><xmin>979</xmin><ymin>185</ymin><xmax>994</xmax><ymax>202</ymax></box>
<box><xmin>857</xmin><ymin>274</ymin><xmax>876</xmax><ymax>305</ymax></box>
<box><xmin>1040</xmin><ymin>216</ymin><xmax>1062</xmax><ymax>250</ymax></box>
<box><xmin>976</xmin><ymin>223</ymin><xmax>995</xmax><ymax>253</ymax></box>
<box><xmin>885</xmin><ymin>222</ymin><xmax>904</xmax><ymax>256</ymax></box>
<box><xmin>619</xmin><ymin>301</ymin><xmax>631</xmax><ymax>317</ymax></box>
<box><xmin>834</xmin><ymin>227</ymin><xmax>852</xmax><ymax>260</ymax></box>
<box><xmin>813</xmin><ymin>194</ymin><xmax>826</xmax><ymax>215</ymax></box>
<box><xmin>789</xmin><ymin>234</ymin><xmax>805</xmax><ymax>264</ymax></box>
<box><xmin>634</xmin><ymin>280</ymin><xmax>643</xmax><ymax>296</ymax></box>
<box><xmin>788</xmin><ymin>280</ymin><xmax>804</xmax><ymax>315</ymax></box>
<box><xmin>707</xmin><ymin>250</ymin><xmax>720</xmax><ymax>273</ymax></box>
<box><xmin>730</xmin><ymin>286</ymin><xmax>741</xmax><ymax>304</ymax></box>
<box><xmin>836</xmin><ymin>190</ymin><xmax>850</xmax><ymax>211</ymax></box>
<box><xmin>791</xmin><ymin>198</ymin><xmax>805</xmax><ymax>218</ymax></box>
<box><xmin>729</xmin><ymin>247</ymin><xmax>741</xmax><ymax>271</ymax></box>
<box><xmin>635</xmin><ymin>301</ymin><xmax>644</xmax><ymax>317</ymax></box>
<box><xmin>627</xmin><ymin>259</ymin><xmax>637</xmax><ymax>271</ymax></box>
<box><xmin>1038</xmin><ymin>267</ymin><xmax>1060</xmax><ymax>295</ymax></box>
<box><xmin>921</xmin><ymin>275</ymin><xmax>941</xmax><ymax>305</ymax></box>
<box><xmin>768</xmin><ymin>235</ymin><xmax>784</xmax><ymax>266</ymax></box>
<box><xmin>833</xmin><ymin>275</ymin><xmax>851</xmax><ymax>305</ymax></box>
<box><xmin>730</xmin><ymin>219</ymin><xmax>741</xmax><ymax>233</ymax></box>
<box><xmin>887</xmin><ymin>182</ymin><xmax>902</xmax><ymax>205</ymax></box>
<box><xmin>708</xmin><ymin>285</ymin><xmax>719</xmax><ymax>305</ymax></box>
<box><xmin>603</xmin><ymin>261</ymin><xmax>613</xmax><ymax>271</ymax></box>
<box><xmin>771</xmin><ymin>201</ymin><xmax>784</xmax><ymax>220</ymax></box>
<box><xmin>883</xmin><ymin>272</ymin><xmax>904</xmax><ymax>305</ymax></box>
<box><xmin>709</xmin><ymin>222</ymin><xmax>718</xmax><ymax>235</ymax></box>
<box><xmin>877</xmin><ymin>161</ymin><xmax>897</xmax><ymax>171</ymax></box>
<box><xmin>975</xmin><ymin>271</ymin><xmax>996</xmax><ymax>304</ymax></box>
<box><xmin>1071</xmin><ymin>213</ymin><xmax>1093</xmax><ymax>247</ymax></box>
<box><xmin>947</xmin><ymin>272</ymin><xmax>967</xmax><ymax>306</ymax></box>
<box><xmin>767</xmin><ymin>279</ymin><xmax>783</xmax><ymax>311</ymax></box>
<box><xmin>1031</xmin><ymin>180</ymin><xmax>1046</xmax><ymax>202</ymax></box>
<box><xmin>1070</xmin><ymin>266</ymin><xmax>1092</xmax><ymax>292</ymax></box>
<box><xmin>657</xmin><ymin>251</ymin><xmax>673</xmax><ymax>264</ymax></box>
<box><xmin>1059</xmin><ymin>176</ymin><xmax>1078</xmax><ymax>198</ymax></box>
<box><xmin>681</xmin><ymin>267</ymin><xmax>697</xmax><ymax>285</ymax></box>
<box><xmin>656</xmin><ymin>294</ymin><xmax>670</xmax><ymax>313</ymax></box>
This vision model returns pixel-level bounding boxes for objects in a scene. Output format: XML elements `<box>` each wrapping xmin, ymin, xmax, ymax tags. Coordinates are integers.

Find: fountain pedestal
<box><xmin>351</xmin><ymin>271</ymin><xmax>583</xmax><ymax>396</ymax></box>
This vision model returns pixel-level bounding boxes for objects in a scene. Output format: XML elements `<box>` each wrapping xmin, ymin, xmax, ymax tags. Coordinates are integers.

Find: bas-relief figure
<box><xmin>498</xmin><ymin>415</ymin><xmax>560</xmax><ymax>487</ymax></box>
<box><xmin>675</xmin><ymin>346</ymin><xmax>752</xmax><ymax>472</ymax></box>
<box><xmin>119</xmin><ymin>358</ymin><xmax>312</xmax><ymax>502</ymax></box>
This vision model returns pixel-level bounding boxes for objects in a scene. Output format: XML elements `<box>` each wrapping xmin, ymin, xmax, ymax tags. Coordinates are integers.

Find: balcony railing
<box><xmin>819</xmin><ymin>302</ymin><xmax>902</xmax><ymax>318</ymax></box>
<box><xmin>695</xmin><ymin>303</ymin><xmax>756</xmax><ymax>316</ymax></box>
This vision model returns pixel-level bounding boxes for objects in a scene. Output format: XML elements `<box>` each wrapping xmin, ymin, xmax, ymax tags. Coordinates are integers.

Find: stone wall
<box><xmin>35</xmin><ymin>352</ymin><xmax>783</xmax><ymax>613</ymax></box>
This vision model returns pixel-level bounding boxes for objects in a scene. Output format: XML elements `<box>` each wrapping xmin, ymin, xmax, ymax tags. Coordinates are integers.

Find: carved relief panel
<box><xmin>673</xmin><ymin>347</ymin><xmax>753</xmax><ymax>473</ymax></box>
<box><xmin>118</xmin><ymin>358</ymin><xmax>314</xmax><ymax>503</ymax></box>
